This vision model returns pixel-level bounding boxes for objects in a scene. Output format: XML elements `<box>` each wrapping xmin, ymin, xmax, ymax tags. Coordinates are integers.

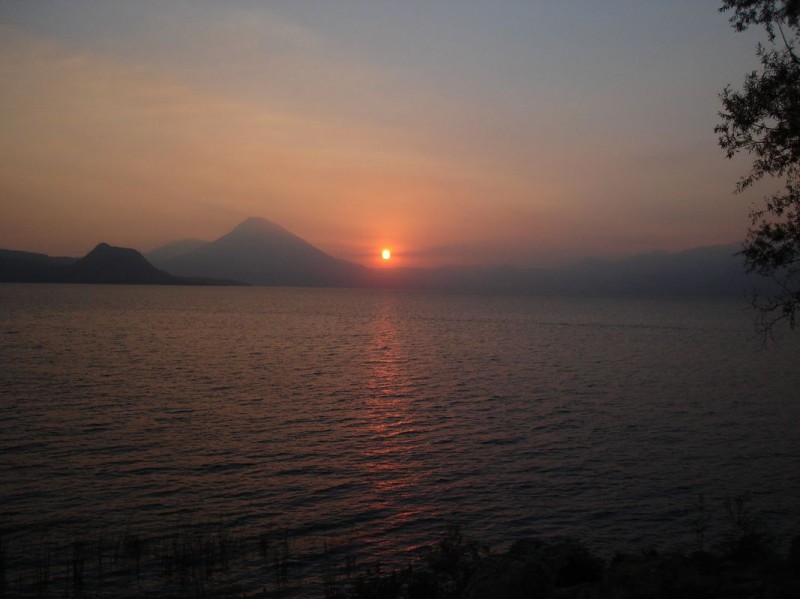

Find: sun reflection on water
<box><xmin>357</xmin><ymin>294</ymin><xmax>437</xmax><ymax>551</ymax></box>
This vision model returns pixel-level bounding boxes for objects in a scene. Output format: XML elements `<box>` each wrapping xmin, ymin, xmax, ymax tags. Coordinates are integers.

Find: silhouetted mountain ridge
<box><xmin>151</xmin><ymin>217</ymin><xmax>366</xmax><ymax>286</ymax></box>
<box><xmin>68</xmin><ymin>242</ymin><xmax>175</xmax><ymax>284</ymax></box>
<box><xmin>0</xmin><ymin>243</ymin><xmax>240</xmax><ymax>285</ymax></box>
<box><xmin>3</xmin><ymin>217</ymin><xmax>765</xmax><ymax>294</ymax></box>
<box><xmin>361</xmin><ymin>243</ymin><xmax>761</xmax><ymax>296</ymax></box>
<box><xmin>0</xmin><ymin>249</ymin><xmax>77</xmax><ymax>282</ymax></box>
<box><xmin>150</xmin><ymin>218</ymin><xmax>762</xmax><ymax>295</ymax></box>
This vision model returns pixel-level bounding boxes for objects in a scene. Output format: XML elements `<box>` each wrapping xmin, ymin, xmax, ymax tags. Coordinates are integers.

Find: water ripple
<box><xmin>1</xmin><ymin>285</ymin><xmax>799</xmax><ymax>596</ymax></box>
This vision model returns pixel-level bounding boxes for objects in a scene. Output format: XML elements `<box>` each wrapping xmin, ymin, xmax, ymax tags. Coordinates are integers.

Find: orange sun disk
<box><xmin>381</xmin><ymin>248</ymin><xmax>391</xmax><ymax>260</ymax></box>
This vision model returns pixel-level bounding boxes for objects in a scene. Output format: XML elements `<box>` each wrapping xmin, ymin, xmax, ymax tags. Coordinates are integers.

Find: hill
<box><xmin>0</xmin><ymin>243</ymin><xmax>240</xmax><ymax>286</ymax></box>
<box><xmin>0</xmin><ymin>249</ymin><xmax>77</xmax><ymax>283</ymax></box>
<box><xmin>68</xmin><ymin>243</ymin><xmax>178</xmax><ymax>284</ymax></box>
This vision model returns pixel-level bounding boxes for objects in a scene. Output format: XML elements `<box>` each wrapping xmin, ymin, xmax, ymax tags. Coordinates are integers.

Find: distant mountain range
<box><xmin>0</xmin><ymin>243</ymin><xmax>238</xmax><ymax>285</ymax></box>
<box><xmin>0</xmin><ymin>216</ymin><xmax>769</xmax><ymax>295</ymax></box>
<box><xmin>358</xmin><ymin>244</ymin><xmax>762</xmax><ymax>296</ymax></box>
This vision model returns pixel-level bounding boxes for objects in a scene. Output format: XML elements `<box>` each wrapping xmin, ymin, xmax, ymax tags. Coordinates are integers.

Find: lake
<box><xmin>1</xmin><ymin>284</ymin><xmax>799</xmax><ymax>596</ymax></box>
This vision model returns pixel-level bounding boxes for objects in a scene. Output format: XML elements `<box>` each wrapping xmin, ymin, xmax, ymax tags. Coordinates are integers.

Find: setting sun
<box><xmin>381</xmin><ymin>248</ymin><xmax>391</xmax><ymax>260</ymax></box>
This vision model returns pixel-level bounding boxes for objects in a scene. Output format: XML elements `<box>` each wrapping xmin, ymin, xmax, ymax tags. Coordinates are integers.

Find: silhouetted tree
<box><xmin>717</xmin><ymin>0</ymin><xmax>800</xmax><ymax>329</ymax></box>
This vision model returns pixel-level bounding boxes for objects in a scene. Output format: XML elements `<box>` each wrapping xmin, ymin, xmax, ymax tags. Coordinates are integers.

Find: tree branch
<box><xmin>777</xmin><ymin>20</ymin><xmax>800</xmax><ymax>63</ymax></box>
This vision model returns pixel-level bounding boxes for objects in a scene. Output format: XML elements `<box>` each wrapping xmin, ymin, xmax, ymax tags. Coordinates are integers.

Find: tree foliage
<box><xmin>717</xmin><ymin>0</ymin><xmax>800</xmax><ymax>329</ymax></box>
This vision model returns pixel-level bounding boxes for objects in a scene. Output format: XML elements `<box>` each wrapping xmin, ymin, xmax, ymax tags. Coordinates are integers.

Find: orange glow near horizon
<box><xmin>0</xmin><ymin>8</ymin><xmax>762</xmax><ymax>266</ymax></box>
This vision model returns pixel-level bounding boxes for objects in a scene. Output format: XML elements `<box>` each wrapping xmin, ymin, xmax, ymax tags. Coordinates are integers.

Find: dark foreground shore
<box><xmin>348</xmin><ymin>527</ymin><xmax>800</xmax><ymax>599</ymax></box>
<box><xmin>2</xmin><ymin>520</ymin><xmax>799</xmax><ymax>599</ymax></box>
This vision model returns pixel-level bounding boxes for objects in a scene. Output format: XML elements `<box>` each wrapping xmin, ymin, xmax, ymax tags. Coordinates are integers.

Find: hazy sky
<box><xmin>0</xmin><ymin>1</ymin><xmax>773</xmax><ymax>268</ymax></box>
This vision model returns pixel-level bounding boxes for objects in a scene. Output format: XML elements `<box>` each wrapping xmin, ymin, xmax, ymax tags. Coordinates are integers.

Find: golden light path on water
<box><xmin>362</xmin><ymin>294</ymin><xmax>434</xmax><ymax>553</ymax></box>
<box><xmin>2</xmin><ymin>286</ymin><xmax>800</xmax><ymax>597</ymax></box>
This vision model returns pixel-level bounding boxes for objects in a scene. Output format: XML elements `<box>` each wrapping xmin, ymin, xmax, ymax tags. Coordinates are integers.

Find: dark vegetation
<box><xmin>343</xmin><ymin>499</ymin><xmax>799</xmax><ymax>599</ymax></box>
<box><xmin>1</xmin><ymin>495</ymin><xmax>797</xmax><ymax>598</ymax></box>
<box><xmin>718</xmin><ymin>0</ymin><xmax>800</xmax><ymax>329</ymax></box>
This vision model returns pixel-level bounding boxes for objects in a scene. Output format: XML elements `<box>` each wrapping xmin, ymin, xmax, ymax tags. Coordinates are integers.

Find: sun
<box><xmin>381</xmin><ymin>248</ymin><xmax>391</xmax><ymax>261</ymax></box>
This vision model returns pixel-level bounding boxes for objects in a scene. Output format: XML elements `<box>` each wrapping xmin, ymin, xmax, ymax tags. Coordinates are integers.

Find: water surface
<box><xmin>1</xmin><ymin>284</ymin><xmax>799</xmax><ymax>595</ymax></box>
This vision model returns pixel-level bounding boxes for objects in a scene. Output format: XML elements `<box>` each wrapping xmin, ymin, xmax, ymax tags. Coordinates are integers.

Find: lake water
<box><xmin>1</xmin><ymin>284</ymin><xmax>799</xmax><ymax>596</ymax></box>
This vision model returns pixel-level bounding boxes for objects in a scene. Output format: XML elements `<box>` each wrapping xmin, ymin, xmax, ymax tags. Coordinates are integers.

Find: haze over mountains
<box><xmin>149</xmin><ymin>217</ymin><xmax>366</xmax><ymax>287</ymax></box>
<box><xmin>1</xmin><ymin>216</ymin><xmax>765</xmax><ymax>295</ymax></box>
<box><xmin>0</xmin><ymin>243</ymin><xmax>236</xmax><ymax>286</ymax></box>
<box><xmin>358</xmin><ymin>244</ymin><xmax>756</xmax><ymax>296</ymax></box>
<box><xmin>145</xmin><ymin>216</ymin><xmax>759</xmax><ymax>296</ymax></box>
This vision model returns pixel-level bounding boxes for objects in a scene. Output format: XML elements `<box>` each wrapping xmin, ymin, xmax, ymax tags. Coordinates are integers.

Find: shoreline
<box><xmin>2</xmin><ymin>514</ymin><xmax>798</xmax><ymax>598</ymax></box>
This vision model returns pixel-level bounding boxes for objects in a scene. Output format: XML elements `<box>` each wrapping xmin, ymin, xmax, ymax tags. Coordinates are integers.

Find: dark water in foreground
<box><xmin>1</xmin><ymin>284</ymin><xmax>799</xmax><ymax>596</ymax></box>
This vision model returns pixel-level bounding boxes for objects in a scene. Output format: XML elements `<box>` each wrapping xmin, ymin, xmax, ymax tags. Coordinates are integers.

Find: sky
<box><xmin>0</xmin><ymin>1</ymin><xmax>775</xmax><ymax>268</ymax></box>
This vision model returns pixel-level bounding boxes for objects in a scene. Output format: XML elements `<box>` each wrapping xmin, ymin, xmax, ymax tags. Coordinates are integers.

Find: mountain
<box><xmin>2</xmin><ymin>217</ymin><xmax>765</xmax><ymax>295</ymax></box>
<box><xmin>152</xmin><ymin>217</ymin><xmax>762</xmax><ymax>294</ymax></box>
<box><xmin>360</xmin><ymin>243</ymin><xmax>764</xmax><ymax>296</ymax></box>
<box><xmin>155</xmin><ymin>217</ymin><xmax>366</xmax><ymax>286</ymax></box>
<box><xmin>528</xmin><ymin>243</ymin><xmax>757</xmax><ymax>296</ymax></box>
<box><xmin>0</xmin><ymin>249</ymin><xmax>77</xmax><ymax>282</ymax></box>
<box><xmin>146</xmin><ymin>238</ymin><xmax>208</xmax><ymax>265</ymax></box>
<box><xmin>69</xmin><ymin>243</ymin><xmax>178</xmax><ymax>284</ymax></box>
<box><xmin>0</xmin><ymin>243</ymin><xmax>240</xmax><ymax>285</ymax></box>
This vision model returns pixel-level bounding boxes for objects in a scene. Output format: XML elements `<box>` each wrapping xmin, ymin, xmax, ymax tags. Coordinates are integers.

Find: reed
<box><xmin>0</xmin><ymin>527</ymin><xmax>6</xmax><ymax>596</ymax></box>
<box><xmin>0</xmin><ymin>498</ymin><xmax>794</xmax><ymax>598</ymax></box>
